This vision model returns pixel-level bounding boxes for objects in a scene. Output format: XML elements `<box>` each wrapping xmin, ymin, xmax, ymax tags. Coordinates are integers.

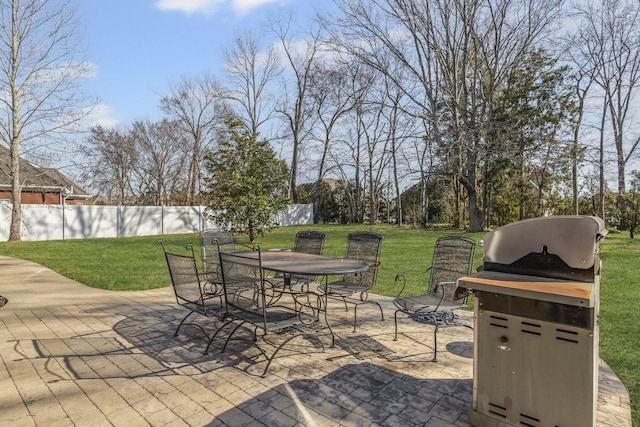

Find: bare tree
<box><xmin>270</xmin><ymin>15</ymin><xmax>323</xmax><ymax>203</ymax></box>
<box><xmin>567</xmin><ymin>64</ymin><xmax>595</xmax><ymax>215</ymax></box>
<box><xmin>326</xmin><ymin>64</ymin><xmax>399</xmax><ymax>224</ymax></box>
<box><xmin>0</xmin><ymin>0</ymin><xmax>95</xmax><ymax>241</ymax></box>
<box><xmin>325</xmin><ymin>0</ymin><xmax>563</xmax><ymax>231</ymax></box>
<box><xmin>379</xmin><ymin>70</ymin><xmax>420</xmax><ymax>226</ymax></box>
<box><xmin>80</xmin><ymin>125</ymin><xmax>138</xmax><ymax>204</ymax></box>
<box><xmin>573</xmin><ymin>0</ymin><xmax>640</xmax><ymax>209</ymax></box>
<box><xmin>159</xmin><ymin>73</ymin><xmax>224</xmax><ymax>205</ymax></box>
<box><xmin>222</xmin><ymin>29</ymin><xmax>281</xmax><ymax>137</ymax></box>
<box><xmin>307</xmin><ymin>59</ymin><xmax>359</xmax><ymax>182</ymax></box>
<box><xmin>131</xmin><ymin>119</ymin><xmax>188</xmax><ymax>206</ymax></box>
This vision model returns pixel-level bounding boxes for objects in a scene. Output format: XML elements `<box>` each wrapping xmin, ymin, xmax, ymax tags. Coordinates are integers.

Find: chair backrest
<box><xmin>342</xmin><ymin>231</ymin><xmax>383</xmax><ymax>289</ymax></box>
<box><xmin>200</xmin><ymin>230</ymin><xmax>235</xmax><ymax>282</ymax></box>
<box><xmin>428</xmin><ymin>236</ymin><xmax>477</xmax><ymax>301</ymax></box>
<box><xmin>219</xmin><ymin>248</ymin><xmax>267</xmax><ymax>322</ymax></box>
<box><xmin>293</xmin><ymin>230</ymin><xmax>326</xmax><ymax>255</ymax></box>
<box><xmin>160</xmin><ymin>242</ymin><xmax>205</xmax><ymax>307</ymax></box>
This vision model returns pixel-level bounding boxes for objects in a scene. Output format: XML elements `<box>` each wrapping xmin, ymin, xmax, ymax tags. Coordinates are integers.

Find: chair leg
<box><xmin>318</xmin><ymin>296</ymin><xmax>335</xmax><ymax>348</ymax></box>
<box><xmin>203</xmin><ymin>317</ymin><xmax>237</xmax><ymax>354</ymax></box>
<box><xmin>433</xmin><ymin>324</ymin><xmax>439</xmax><ymax>362</ymax></box>
<box><xmin>174</xmin><ymin>311</ymin><xmax>196</xmax><ymax>337</ymax></box>
<box><xmin>175</xmin><ymin>310</ymin><xmax>210</xmax><ymax>340</ymax></box>
<box><xmin>260</xmin><ymin>333</ymin><xmax>325</xmax><ymax>377</ymax></box>
<box><xmin>221</xmin><ymin>321</ymin><xmax>248</xmax><ymax>353</ymax></box>
<box><xmin>352</xmin><ymin>305</ymin><xmax>358</xmax><ymax>332</ymax></box>
<box><xmin>393</xmin><ymin>310</ymin><xmax>400</xmax><ymax>341</ymax></box>
<box><xmin>351</xmin><ymin>301</ymin><xmax>385</xmax><ymax>333</ymax></box>
<box><xmin>374</xmin><ymin>301</ymin><xmax>384</xmax><ymax>321</ymax></box>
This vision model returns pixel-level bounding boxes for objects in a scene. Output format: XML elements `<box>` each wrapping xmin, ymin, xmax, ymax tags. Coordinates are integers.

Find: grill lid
<box><xmin>483</xmin><ymin>216</ymin><xmax>607</xmax><ymax>281</ymax></box>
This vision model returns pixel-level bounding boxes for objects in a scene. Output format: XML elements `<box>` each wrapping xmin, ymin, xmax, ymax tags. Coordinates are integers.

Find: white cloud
<box><xmin>154</xmin><ymin>0</ymin><xmax>225</xmax><ymax>16</ymax></box>
<box><xmin>231</xmin><ymin>0</ymin><xmax>280</xmax><ymax>15</ymax></box>
<box><xmin>82</xmin><ymin>104</ymin><xmax>121</xmax><ymax>130</ymax></box>
<box><xmin>81</xmin><ymin>61</ymin><xmax>99</xmax><ymax>80</ymax></box>
<box><xmin>154</xmin><ymin>0</ymin><xmax>283</xmax><ymax>16</ymax></box>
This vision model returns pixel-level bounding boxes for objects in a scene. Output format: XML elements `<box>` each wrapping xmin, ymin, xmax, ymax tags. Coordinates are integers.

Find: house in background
<box><xmin>0</xmin><ymin>145</ymin><xmax>90</xmax><ymax>205</ymax></box>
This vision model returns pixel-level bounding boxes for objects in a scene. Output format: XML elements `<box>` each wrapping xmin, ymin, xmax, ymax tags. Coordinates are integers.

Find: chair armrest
<box><xmin>433</xmin><ymin>281</ymin><xmax>455</xmax><ymax>293</ymax></box>
<box><xmin>433</xmin><ymin>281</ymin><xmax>470</xmax><ymax>312</ymax></box>
<box><xmin>435</xmin><ymin>281</ymin><xmax>471</xmax><ymax>300</ymax></box>
<box><xmin>431</xmin><ymin>281</ymin><xmax>455</xmax><ymax>310</ymax></box>
<box><xmin>394</xmin><ymin>267</ymin><xmax>433</xmax><ymax>299</ymax></box>
<box><xmin>202</xmin><ymin>280</ymin><xmax>224</xmax><ymax>297</ymax></box>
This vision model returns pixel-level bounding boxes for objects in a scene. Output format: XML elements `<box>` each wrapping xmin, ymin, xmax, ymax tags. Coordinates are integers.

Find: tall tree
<box><xmin>573</xmin><ymin>0</ymin><xmax>640</xmax><ymax>217</ymax></box>
<box><xmin>222</xmin><ymin>30</ymin><xmax>281</xmax><ymax>137</ymax></box>
<box><xmin>0</xmin><ymin>0</ymin><xmax>94</xmax><ymax>241</ymax></box>
<box><xmin>202</xmin><ymin>118</ymin><xmax>290</xmax><ymax>242</ymax></box>
<box><xmin>307</xmin><ymin>59</ymin><xmax>359</xmax><ymax>182</ymax></box>
<box><xmin>270</xmin><ymin>15</ymin><xmax>322</xmax><ymax>204</ymax></box>
<box><xmin>489</xmin><ymin>51</ymin><xmax>577</xmax><ymax>221</ymax></box>
<box><xmin>80</xmin><ymin>125</ymin><xmax>138</xmax><ymax>204</ymax></box>
<box><xmin>159</xmin><ymin>73</ymin><xmax>224</xmax><ymax>205</ymax></box>
<box><xmin>131</xmin><ymin>119</ymin><xmax>187</xmax><ymax>206</ymax></box>
<box><xmin>327</xmin><ymin>65</ymin><xmax>377</xmax><ymax>223</ymax></box>
<box><xmin>325</xmin><ymin>0</ymin><xmax>563</xmax><ymax>231</ymax></box>
<box><xmin>568</xmin><ymin>65</ymin><xmax>594</xmax><ymax>215</ymax></box>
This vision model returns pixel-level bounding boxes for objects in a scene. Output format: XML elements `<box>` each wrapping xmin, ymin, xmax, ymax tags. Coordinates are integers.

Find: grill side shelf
<box><xmin>457</xmin><ymin>271</ymin><xmax>596</xmax><ymax>308</ymax></box>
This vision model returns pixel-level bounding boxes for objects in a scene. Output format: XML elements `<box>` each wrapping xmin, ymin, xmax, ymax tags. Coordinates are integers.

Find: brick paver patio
<box><xmin>0</xmin><ymin>256</ymin><xmax>632</xmax><ymax>426</ymax></box>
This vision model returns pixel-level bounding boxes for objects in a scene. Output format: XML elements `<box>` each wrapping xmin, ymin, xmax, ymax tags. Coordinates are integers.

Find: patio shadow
<box><xmin>19</xmin><ymin>304</ymin><xmax>254</xmax><ymax>381</ymax></box>
<box><xmin>206</xmin><ymin>362</ymin><xmax>473</xmax><ymax>426</ymax></box>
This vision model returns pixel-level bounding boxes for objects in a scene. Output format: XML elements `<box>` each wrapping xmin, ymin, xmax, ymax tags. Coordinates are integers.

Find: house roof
<box><xmin>0</xmin><ymin>144</ymin><xmax>89</xmax><ymax>197</ymax></box>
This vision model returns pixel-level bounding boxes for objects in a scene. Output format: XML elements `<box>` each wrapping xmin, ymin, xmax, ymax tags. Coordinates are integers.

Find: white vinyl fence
<box><xmin>0</xmin><ymin>203</ymin><xmax>313</xmax><ymax>241</ymax></box>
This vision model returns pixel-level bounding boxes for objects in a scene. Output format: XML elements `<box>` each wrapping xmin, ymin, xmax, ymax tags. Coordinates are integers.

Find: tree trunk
<box><xmin>572</xmin><ymin>79</ymin><xmax>590</xmax><ymax>215</ymax></box>
<box><xmin>9</xmin><ymin>1</ymin><xmax>20</xmax><ymax>242</ymax></box>
<box><xmin>468</xmin><ymin>189</ymin><xmax>482</xmax><ymax>232</ymax></box>
<box><xmin>572</xmin><ymin>137</ymin><xmax>579</xmax><ymax>215</ymax></box>
<box><xmin>9</xmin><ymin>144</ymin><xmax>21</xmax><ymax>242</ymax></box>
<box><xmin>465</xmin><ymin>144</ymin><xmax>483</xmax><ymax>232</ymax></box>
<box><xmin>393</xmin><ymin>148</ymin><xmax>402</xmax><ymax>226</ymax></box>
<box><xmin>519</xmin><ymin>144</ymin><xmax>526</xmax><ymax>220</ymax></box>
<box><xmin>290</xmin><ymin>134</ymin><xmax>299</xmax><ymax>204</ymax></box>
<box><xmin>617</xmin><ymin>138</ymin><xmax>626</xmax><ymax>207</ymax></box>
<box><xmin>599</xmin><ymin>101</ymin><xmax>606</xmax><ymax>220</ymax></box>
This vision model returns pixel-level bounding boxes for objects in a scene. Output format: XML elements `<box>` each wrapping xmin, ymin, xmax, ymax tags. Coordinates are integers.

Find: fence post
<box><xmin>117</xmin><ymin>205</ymin><xmax>122</xmax><ymax>238</ymax></box>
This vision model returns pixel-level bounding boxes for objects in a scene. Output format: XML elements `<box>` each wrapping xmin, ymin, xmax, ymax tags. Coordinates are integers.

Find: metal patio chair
<box><xmin>158</xmin><ymin>241</ymin><xmax>232</xmax><ymax>353</ymax></box>
<box><xmin>219</xmin><ymin>245</ymin><xmax>325</xmax><ymax>377</ymax></box>
<box><xmin>281</xmin><ymin>230</ymin><xmax>327</xmax><ymax>292</ymax></box>
<box><xmin>199</xmin><ymin>229</ymin><xmax>235</xmax><ymax>285</ymax></box>
<box><xmin>393</xmin><ymin>236</ymin><xmax>477</xmax><ymax>361</ymax></box>
<box><xmin>318</xmin><ymin>231</ymin><xmax>384</xmax><ymax>332</ymax></box>
<box><xmin>263</xmin><ymin>230</ymin><xmax>325</xmax><ymax>294</ymax></box>
<box><xmin>293</xmin><ymin>230</ymin><xmax>326</xmax><ymax>255</ymax></box>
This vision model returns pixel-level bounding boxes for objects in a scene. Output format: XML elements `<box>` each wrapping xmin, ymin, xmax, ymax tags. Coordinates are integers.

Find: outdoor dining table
<box><xmin>220</xmin><ymin>249</ymin><xmax>370</xmax><ymax>345</ymax></box>
<box><xmin>261</xmin><ymin>250</ymin><xmax>369</xmax><ymax>277</ymax></box>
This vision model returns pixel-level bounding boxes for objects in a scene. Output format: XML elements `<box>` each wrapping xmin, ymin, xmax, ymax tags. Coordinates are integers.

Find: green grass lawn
<box><xmin>0</xmin><ymin>224</ymin><xmax>637</xmax><ymax>425</ymax></box>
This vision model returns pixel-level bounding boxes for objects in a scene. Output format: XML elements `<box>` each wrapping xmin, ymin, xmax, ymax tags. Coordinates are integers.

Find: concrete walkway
<box><xmin>0</xmin><ymin>256</ymin><xmax>632</xmax><ymax>426</ymax></box>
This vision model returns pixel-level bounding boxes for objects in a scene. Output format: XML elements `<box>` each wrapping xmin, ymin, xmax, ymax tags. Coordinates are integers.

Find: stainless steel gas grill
<box><xmin>457</xmin><ymin>215</ymin><xmax>607</xmax><ymax>427</ymax></box>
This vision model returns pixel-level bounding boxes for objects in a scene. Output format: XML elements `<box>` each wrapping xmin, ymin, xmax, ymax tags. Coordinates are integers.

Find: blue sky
<box><xmin>79</xmin><ymin>0</ymin><xmax>319</xmax><ymax>128</ymax></box>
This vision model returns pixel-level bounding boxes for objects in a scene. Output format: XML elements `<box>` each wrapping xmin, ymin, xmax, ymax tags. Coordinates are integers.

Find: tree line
<box><xmin>81</xmin><ymin>0</ymin><xmax>640</xmax><ymax>233</ymax></box>
<box><xmin>3</xmin><ymin>0</ymin><xmax>640</xmax><ymax>241</ymax></box>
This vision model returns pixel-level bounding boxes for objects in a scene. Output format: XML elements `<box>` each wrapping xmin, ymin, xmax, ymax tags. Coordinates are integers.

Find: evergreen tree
<box><xmin>202</xmin><ymin>118</ymin><xmax>290</xmax><ymax>241</ymax></box>
<box><xmin>486</xmin><ymin>50</ymin><xmax>577</xmax><ymax>224</ymax></box>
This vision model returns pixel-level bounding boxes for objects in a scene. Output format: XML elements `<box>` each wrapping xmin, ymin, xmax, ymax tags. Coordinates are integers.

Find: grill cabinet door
<box><xmin>473</xmin><ymin>299</ymin><xmax>598</xmax><ymax>427</ymax></box>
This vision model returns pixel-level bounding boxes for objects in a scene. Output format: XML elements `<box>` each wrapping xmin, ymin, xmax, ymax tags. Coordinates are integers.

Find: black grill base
<box><xmin>476</xmin><ymin>290</ymin><xmax>595</xmax><ymax>329</ymax></box>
